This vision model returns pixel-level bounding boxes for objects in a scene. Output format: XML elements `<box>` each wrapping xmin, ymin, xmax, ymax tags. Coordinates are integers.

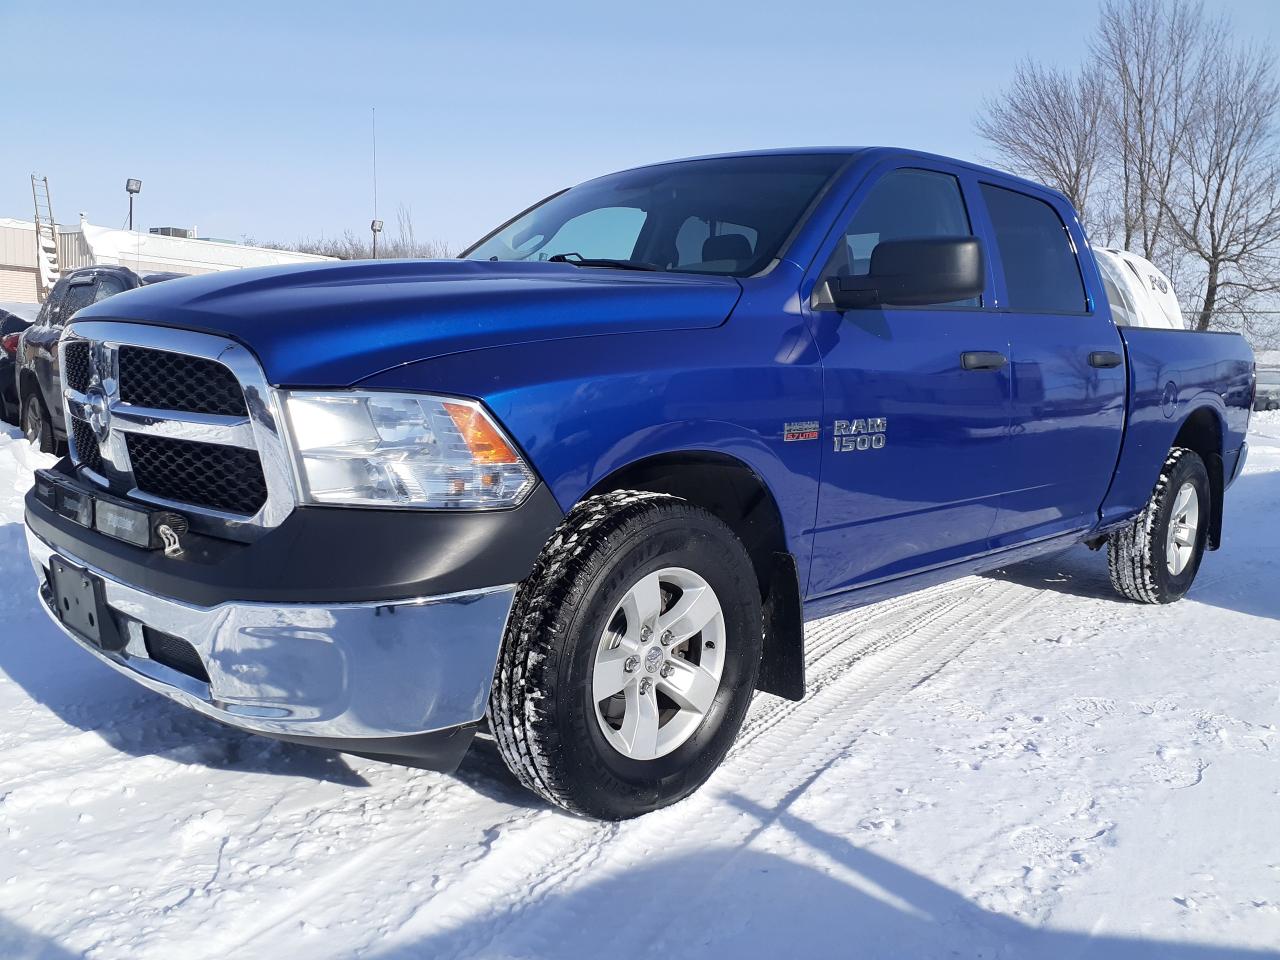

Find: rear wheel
<box><xmin>1108</xmin><ymin>447</ymin><xmax>1210</xmax><ymax>604</ymax></box>
<box><xmin>489</xmin><ymin>491</ymin><xmax>762</xmax><ymax>819</ymax></box>
<box><xmin>22</xmin><ymin>391</ymin><xmax>54</xmax><ymax>454</ymax></box>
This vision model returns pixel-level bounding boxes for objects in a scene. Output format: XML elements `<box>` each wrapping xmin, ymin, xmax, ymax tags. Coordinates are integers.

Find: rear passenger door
<box><xmin>979</xmin><ymin>183</ymin><xmax>1126</xmax><ymax>546</ymax></box>
<box><xmin>805</xmin><ymin>165</ymin><xmax>1012</xmax><ymax>597</ymax></box>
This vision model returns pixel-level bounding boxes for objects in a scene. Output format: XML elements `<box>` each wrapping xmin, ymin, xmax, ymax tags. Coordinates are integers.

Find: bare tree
<box><xmin>1163</xmin><ymin>42</ymin><xmax>1280</xmax><ymax>330</ymax></box>
<box><xmin>976</xmin><ymin>60</ymin><xmax>1108</xmax><ymax>223</ymax></box>
<box><xmin>976</xmin><ymin>0</ymin><xmax>1280</xmax><ymax>338</ymax></box>
<box><xmin>1092</xmin><ymin>0</ymin><xmax>1215</xmax><ymax>260</ymax></box>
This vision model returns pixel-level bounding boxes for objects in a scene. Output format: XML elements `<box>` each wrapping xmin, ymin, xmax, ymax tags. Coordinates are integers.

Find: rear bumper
<box><xmin>27</xmin><ymin>527</ymin><xmax>516</xmax><ymax>769</ymax></box>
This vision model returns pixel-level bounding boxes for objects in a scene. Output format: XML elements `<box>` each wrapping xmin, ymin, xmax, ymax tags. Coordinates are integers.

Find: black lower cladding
<box><xmin>255</xmin><ymin>724</ymin><xmax>480</xmax><ymax>772</ymax></box>
<box><xmin>26</xmin><ymin>465</ymin><xmax>565</xmax><ymax>606</ymax></box>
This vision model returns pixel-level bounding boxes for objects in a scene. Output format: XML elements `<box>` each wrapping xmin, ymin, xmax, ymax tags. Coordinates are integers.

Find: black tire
<box><xmin>489</xmin><ymin>491</ymin><xmax>763</xmax><ymax>819</ymax></box>
<box><xmin>1108</xmin><ymin>447</ymin><xmax>1210</xmax><ymax>604</ymax></box>
<box><xmin>21</xmin><ymin>391</ymin><xmax>54</xmax><ymax>454</ymax></box>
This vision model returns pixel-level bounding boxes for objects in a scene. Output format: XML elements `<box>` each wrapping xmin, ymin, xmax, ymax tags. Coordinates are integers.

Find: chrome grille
<box><xmin>119</xmin><ymin>346</ymin><xmax>248</xmax><ymax>416</ymax></box>
<box><xmin>59</xmin><ymin>321</ymin><xmax>296</xmax><ymax>541</ymax></box>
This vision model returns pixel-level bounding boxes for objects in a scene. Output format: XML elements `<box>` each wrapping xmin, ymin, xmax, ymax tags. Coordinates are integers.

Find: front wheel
<box><xmin>489</xmin><ymin>491</ymin><xmax>762</xmax><ymax>819</ymax></box>
<box><xmin>1108</xmin><ymin>447</ymin><xmax>1210</xmax><ymax>604</ymax></box>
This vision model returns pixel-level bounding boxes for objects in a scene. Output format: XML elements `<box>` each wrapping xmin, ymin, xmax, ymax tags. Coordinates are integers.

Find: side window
<box><xmin>980</xmin><ymin>184</ymin><xmax>1087</xmax><ymax>314</ymax></box>
<box><xmin>829</xmin><ymin>169</ymin><xmax>973</xmax><ymax>276</ymax></box>
<box><xmin>823</xmin><ymin>168</ymin><xmax>978</xmax><ymax>306</ymax></box>
<box><xmin>36</xmin><ymin>279</ymin><xmax>68</xmax><ymax>325</ymax></box>
<box><xmin>58</xmin><ymin>281</ymin><xmax>97</xmax><ymax>325</ymax></box>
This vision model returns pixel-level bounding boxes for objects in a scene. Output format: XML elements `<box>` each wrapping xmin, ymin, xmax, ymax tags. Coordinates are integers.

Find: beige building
<box><xmin>0</xmin><ymin>216</ymin><xmax>332</xmax><ymax>303</ymax></box>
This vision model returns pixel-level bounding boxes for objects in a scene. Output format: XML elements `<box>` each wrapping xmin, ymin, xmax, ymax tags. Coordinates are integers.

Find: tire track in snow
<box><xmin>376</xmin><ymin>574</ymin><xmax>1048</xmax><ymax>958</ymax></box>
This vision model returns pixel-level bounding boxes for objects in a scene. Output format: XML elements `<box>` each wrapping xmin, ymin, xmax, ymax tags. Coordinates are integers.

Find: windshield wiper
<box><xmin>545</xmin><ymin>252</ymin><xmax>662</xmax><ymax>272</ymax></box>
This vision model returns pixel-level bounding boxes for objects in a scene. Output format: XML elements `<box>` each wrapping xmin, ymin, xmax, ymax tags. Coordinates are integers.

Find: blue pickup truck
<box><xmin>25</xmin><ymin>148</ymin><xmax>1254</xmax><ymax>819</ymax></box>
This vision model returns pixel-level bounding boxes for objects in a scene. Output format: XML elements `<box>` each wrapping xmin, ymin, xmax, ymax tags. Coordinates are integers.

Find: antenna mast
<box><xmin>370</xmin><ymin>107</ymin><xmax>383</xmax><ymax>258</ymax></box>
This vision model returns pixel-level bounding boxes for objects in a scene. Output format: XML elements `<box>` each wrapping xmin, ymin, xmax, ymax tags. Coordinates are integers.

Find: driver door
<box><xmin>805</xmin><ymin>165</ymin><xmax>1013</xmax><ymax>598</ymax></box>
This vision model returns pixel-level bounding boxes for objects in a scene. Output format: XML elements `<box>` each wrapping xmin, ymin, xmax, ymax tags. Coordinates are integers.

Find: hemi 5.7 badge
<box><xmin>783</xmin><ymin>421</ymin><xmax>820</xmax><ymax>442</ymax></box>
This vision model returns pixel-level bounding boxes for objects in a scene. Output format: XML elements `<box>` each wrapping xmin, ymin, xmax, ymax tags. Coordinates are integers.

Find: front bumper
<box><xmin>27</xmin><ymin>527</ymin><xmax>517</xmax><ymax>769</ymax></box>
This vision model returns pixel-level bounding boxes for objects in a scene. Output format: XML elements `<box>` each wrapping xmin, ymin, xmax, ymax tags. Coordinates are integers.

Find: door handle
<box><xmin>1089</xmin><ymin>350</ymin><xmax>1123</xmax><ymax>368</ymax></box>
<box><xmin>960</xmin><ymin>351</ymin><xmax>1008</xmax><ymax>371</ymax></box>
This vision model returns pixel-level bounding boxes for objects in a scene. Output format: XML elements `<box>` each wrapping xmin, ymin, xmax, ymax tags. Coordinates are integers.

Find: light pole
<box><xmin>125</xmin><ymin>178</ymin><xmax>142</xmax><ymax>231</ymax></box>
<box><xmin>370</xmin><ymin>218</ymin><xmax>383</xmax><ymax>259</ymax></box>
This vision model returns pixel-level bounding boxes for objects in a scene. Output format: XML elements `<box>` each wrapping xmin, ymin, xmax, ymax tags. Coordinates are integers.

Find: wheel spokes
<box><xmin>620</xmin><ymin>572</ymin><xmax>663</xmax><ymax>639</ymax></box>
<box><xmin>658</xmin><ymin>585</ymin><xmax>720</xmax><ymax>643</ymax></box>
<box><xmin>620</xmin><ymin>681</ymin><xmax>660</xmax><ymax>758</ymax></box>
<box><xmin>593</xmin><ymin>645</ymin><xmax>636</xmax><ymax>700</ymax></box>
<box><xmin>1171</xmin><ymin>485</ymin><xmax>1193</xmax><ymax>517</ymax></box>
<box><xmin>658</xmin><ymin>658</ymin><xmax>719</xmax><ymax>714</ymax></box>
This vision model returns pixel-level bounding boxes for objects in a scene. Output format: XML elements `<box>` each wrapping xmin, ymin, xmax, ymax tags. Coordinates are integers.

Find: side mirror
<box><xmin>819</xmin><ymin>236</ymin><xmax>984</xmax><ymax>310</ymax></box>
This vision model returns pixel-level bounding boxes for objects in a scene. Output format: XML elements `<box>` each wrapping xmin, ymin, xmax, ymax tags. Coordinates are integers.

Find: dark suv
<box><xmin>16</xmin><ymin>266</ymin><xmax>180</xmax><ymax>450</ymax></box>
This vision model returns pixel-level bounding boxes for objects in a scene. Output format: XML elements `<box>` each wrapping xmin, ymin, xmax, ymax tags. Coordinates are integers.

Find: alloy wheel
<box><xmin>1165</xmin><ymin>481</ymin><xmax>1200</xmax><ymax>576</ymax></box>
<box><xmin>592</xmin><ymin>566</ymin><xmax>726</xmax><ymax>761</ymax></box>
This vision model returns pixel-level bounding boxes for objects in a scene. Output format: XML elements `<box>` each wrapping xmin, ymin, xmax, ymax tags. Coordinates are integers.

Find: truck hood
<box><xmin>76</xmin><ymin>259</ymin><xmax>742</xmax><ymax>386</ymax></box>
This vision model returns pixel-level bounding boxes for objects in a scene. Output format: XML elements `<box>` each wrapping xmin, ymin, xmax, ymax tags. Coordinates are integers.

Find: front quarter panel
<box><xmin>359</xmin><ymin>275</ymin><xmax>825</xmax><ymax>581</ymax></box>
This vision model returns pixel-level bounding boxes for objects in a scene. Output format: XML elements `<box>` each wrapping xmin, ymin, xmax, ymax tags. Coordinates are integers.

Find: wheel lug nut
<box><xmin>623</xmin><ymin>655</ymin><xmax>639</xmax><ymax>673</ymax></box>
<box><xmin>660</xmin><ymin>630</ymin><xmax>674</xmax><ymax>646</ymax></box>
<box><xmin>640</xmin><ymin>678</ymin><xmax>653</xmax><ymax>694</ymax></box>
<box><xmin>640</xmin><ymin>626</ymin><xmax>653</xmax><ymax>643</ymax></box>
<box><xmin>659</xmin><ymin>662</ymin><xmax>674</xmax><ymax>679</ymax></box>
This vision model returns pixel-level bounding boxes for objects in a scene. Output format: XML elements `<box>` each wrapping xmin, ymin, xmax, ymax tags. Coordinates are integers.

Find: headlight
<box><xmin>283</xmin><ymin>391</ymin><xmax>535</xmax><ymax>509</ymax></box>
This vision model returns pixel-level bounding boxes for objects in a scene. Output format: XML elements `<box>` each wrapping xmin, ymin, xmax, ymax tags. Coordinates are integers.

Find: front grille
<box><xmin>64</xmin><ymin>342</ymin><xmax>92</xmax><ymax>392</ymax></box>
<box><xmin>143</xmin><ymin>628</ymin><xmax>210</xmax><ymax>684</ymax></box>
<box><xmin>119</xmin><ymin>346</ymin><xmax>247</xmax><ymax>416</ymax></box>
<box><xmin>126</xmin><ymin>434</ymin><xmax>268</xmax><ymax>515</ymax></box>
<box><xmin>70</xmin><ymin>417</ymin><xmax>103</xmax><ymax>473</ymax></box>
<box><xmin>63</xmin><ymin>324</ymin><xmax>285</xmax><ymax>534</ymax></box>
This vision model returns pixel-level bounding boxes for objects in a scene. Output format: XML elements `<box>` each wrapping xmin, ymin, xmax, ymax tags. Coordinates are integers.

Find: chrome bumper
<box><xmin>27</xmin><ymin>527</ymin><xmax>515</xmax><ymax>742</ymax></box>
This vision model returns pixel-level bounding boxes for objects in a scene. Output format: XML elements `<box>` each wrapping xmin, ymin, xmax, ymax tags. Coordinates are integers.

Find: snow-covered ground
<box><xmin>2</xmin><ymin>416</ymin><xmax>1278</xmax><ymax>959</ymax></box>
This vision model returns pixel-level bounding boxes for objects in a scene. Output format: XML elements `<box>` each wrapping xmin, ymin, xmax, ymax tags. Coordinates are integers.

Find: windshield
<box><xmin>462</xmin><ymin>154</ymin><xmax>847</xmax><ymax>277</ymax></box>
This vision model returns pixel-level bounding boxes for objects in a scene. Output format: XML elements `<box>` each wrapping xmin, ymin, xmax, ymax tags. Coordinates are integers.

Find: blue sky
<box><xmin>2</xmin><ymin>0</ymin><xmax>1275</xmax><ymax>250</ymax></box>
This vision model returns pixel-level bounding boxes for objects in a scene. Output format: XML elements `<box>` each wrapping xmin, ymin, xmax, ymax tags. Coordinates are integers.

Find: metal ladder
<box><xmin>30</xmin><ymin>174</ymin><xmax>62</xmax><ymax>302</ymax></box>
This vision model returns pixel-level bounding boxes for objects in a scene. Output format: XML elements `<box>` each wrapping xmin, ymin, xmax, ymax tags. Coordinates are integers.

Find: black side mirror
<box><xmin>819</xmin><ymin>236</ymin><xmax>984</xmax><ymax>310</ymax></box>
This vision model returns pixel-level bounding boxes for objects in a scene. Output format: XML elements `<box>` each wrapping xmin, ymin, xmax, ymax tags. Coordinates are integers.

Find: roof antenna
<box><xmin>370</xmin><ymin>107</ymin><xmax>383</xmax><ymax>259</ymax></box>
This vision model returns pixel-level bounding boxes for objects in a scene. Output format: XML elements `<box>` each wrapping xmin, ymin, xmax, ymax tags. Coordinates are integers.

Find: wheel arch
<box><xmin>1171</xmin><ymin>404</ymin><xmax>1225</xmax><ymax>550</ymax></box>
<box><xmin>18</xmin><ymin>366</ymin><xmax>40</xmax><ymax>406</ymax></box>
<box><xmin>585</xmin><ymin>450</ymin><xmax>805</xmax><ymax>701</ymax></box>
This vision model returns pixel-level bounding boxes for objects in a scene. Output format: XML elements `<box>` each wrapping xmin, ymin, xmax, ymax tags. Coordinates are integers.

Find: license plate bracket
<box><xmin>48</xmin><ymin>556</ymin><xmax>120</xmax><ymax>650</ymax></box>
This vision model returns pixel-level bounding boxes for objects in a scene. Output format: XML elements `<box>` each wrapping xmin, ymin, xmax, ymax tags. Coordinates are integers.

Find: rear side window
<box><xmin>981</xmin><ymin>184</ymin><xmax>1087</xmax><ymax>314</ymax></box>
